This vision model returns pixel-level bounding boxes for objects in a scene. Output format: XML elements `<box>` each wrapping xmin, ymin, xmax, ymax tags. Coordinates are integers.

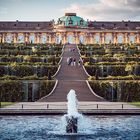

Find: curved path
<box><xmin>39</xmin><ymin>44</ymin><xmax>104</xmax><ymax>102</ymax></box>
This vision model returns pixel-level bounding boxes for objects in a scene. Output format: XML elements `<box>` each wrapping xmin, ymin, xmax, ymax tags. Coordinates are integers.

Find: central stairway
<box><xmin>39</xmin><ymin>44</ymin><xmax>104</xmax><ymax>102</ymax></box>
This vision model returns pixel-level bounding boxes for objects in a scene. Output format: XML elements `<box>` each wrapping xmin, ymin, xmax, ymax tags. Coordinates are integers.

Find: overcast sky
<box><xmin>0</xmin><ymin>0</ymin><xmax>140</xmax><ymax>21</ymax></box>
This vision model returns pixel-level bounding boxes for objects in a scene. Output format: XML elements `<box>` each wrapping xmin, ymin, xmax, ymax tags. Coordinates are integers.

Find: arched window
<box><xmin>29</xmin><ymin>34</ymin><xmax>35</xmax><ymax>43</ymax></box>
<box><xmin>105</xmin><ymin>34</ymin><xmax>112</xmax><ymax>44</ymax></box>
<box><xmin>41</xmin><ymin>35</ymin><xmax>47</xmax><ymax>44</ymax></box>
<box><xmin>118</xmin><ymin>35</ymin><xmax>123</xmax><ymax>43</ymax></box>
<box><xmin>129</xmin><ymin>35</ymin><xmax>135</xmax><ymax>43</ymax></box>
<box><xmin>79</xmin><ymin>35</ymin><xmax>85</xmax><ymax>44</ymax></box>
<box><xmin>68</xmin><ymin>34</ymin><xmax>74</xmax><ymax>44</ymax></box>
<box><xmin>18</xmin><ymin>34</ymin><xmax>24</xmax><ymax>43</ymax></box>
<box><xmin>55</xmin><ymin>35</ymin><xmax>62</xmax><ymax>44</ymax></box>
<box><xmin>95</xmin><ymin>34</ymin><xmax>100</xmax><ymax>43</ymax></box>
<box><xmin>6</xmin><ymin>34</ymin><xmax>13</xmax><ymax>43</ymax></box>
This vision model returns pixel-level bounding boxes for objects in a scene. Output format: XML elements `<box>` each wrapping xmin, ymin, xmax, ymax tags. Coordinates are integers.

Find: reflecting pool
<box><xmin>0</xmin><ymin>115</ymin><xmax>140</xmax><ymax>140</ymax></box>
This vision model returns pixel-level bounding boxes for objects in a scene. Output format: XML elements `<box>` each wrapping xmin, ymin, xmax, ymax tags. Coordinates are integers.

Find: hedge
<box><xmin>89</xmin><ymin>80</ymin><xmax>140</xmax><ymax>102</ymax></box>
<box><xmin>0</xmin><ymin>80</ymin><xmax>55</xmax><ymax>102</ymax></box>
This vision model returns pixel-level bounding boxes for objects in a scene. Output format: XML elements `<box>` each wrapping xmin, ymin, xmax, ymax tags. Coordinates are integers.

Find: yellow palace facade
<box><xmin>0</xmin><ymin>13</ymin><xmax>140</xmax><ymax>45</ymax></box>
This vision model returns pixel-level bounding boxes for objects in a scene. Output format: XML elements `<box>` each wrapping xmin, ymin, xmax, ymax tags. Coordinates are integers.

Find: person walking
<box><xmin>69</xmin><ymin>57</ymin><xmax>72</xmax><ymax>66</ymax></box>
<box><xmin>73</xmin><ymin>58</ymin><xmax>76</xmax><ymax>66</ymax></box>
<box><xmin>78</xmin><ymin>59</ymin><xmax>81</xmax><ymax>66</ymax></box>
<box><xmin>67</xmin><ymin>57</ymin><xmax>70</xmax><ymax>65</ymax></box>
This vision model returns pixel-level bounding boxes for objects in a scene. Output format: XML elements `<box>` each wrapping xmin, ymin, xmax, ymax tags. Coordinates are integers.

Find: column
<box><xmin>63</xmin><ymin>33</ymin><xmax>67</xmax><ymax>44</ymax></box>
<box><xmin>87</xmin><ymin>33</ymin><xmax>90</xmax><ymax>44</ymax></box>
<box><xmin>124</xmin><ymin>33</ymin><xmax>127</xmax><ymax>44</ymax></box>
<box><xmin>35</xmin><ymin>33</ymin><xmax>41</xmax><ymax>44</ymax></box>
<box><xmin>92</xmin><ymin>33</ymin><xmax>95</xmax><ymax>44</ymax></box>
<box><xmin>125</xmin><ymin>33</ymin><xmax>130</xmax><ymax>44</ymax></box>
<box><xmin>74</xmin><ymin>32</ymin><xmax>79</xmax><ymax>44</ymax></box>
<box><xmin>13</xmin><ymin>33</ymin><xmax>18</xmax><ymax>43</ymax></box>
<box><xmin>76</xmin><ymin>33</ymin><xmax>80</xmax><ymax>44</ymax></box>
<box><xmin>89</xmin><ymin>33</ymin><xmax>93</xmax><ymax>44</ymax></box>
<box><xmin>134</xmin><ymin>34</ymin><xmax>137</xmax><ymax>44</ymax></box>
<box><xmin>25</xmin><ymin>33</ymin><xmax>29</xmax><ymax>43</ymax></box>
<box><xmin>47</xmin><ymin>34</ymin><xmax>50</xmax><ymax>44</ymax></box>
<box><xmin>23</xmin><ymin>33</ymin><xmax>26</xmax><ymax>43</ymax></box>
<box><xmin>99</xmin><ymin>33</ymin><xmax>102</xmax><ymax>44</ymax></box>
<box><xmin>136</xmin><ymin>33</ymin><xmax>140</xmax><ymax>44</ymax></box>
<box><xmin>50</xmin><ymin>33</ymin><xmax>55</xmax><ymax>44</ymax></box>
<box><xmin>0</xmin><ymin>34</ymin><xmax>2</xmax><ymax>43</ymax></box>
<box><xmin>2</xmin><ymin>33</ymin><xmax>6</xmax><ymax>43</ymax></box>
<box><xmin>34</xmin><ymin>33</ymin><xmax>37</xmax><ymax>44</ymax></box>
<box><xmin>101</xmin><ymin>33</ymin><xmax>105</xmax><ymax>44</ymax></box>
<box><xmin>84</xmin><ymin>33</ymin><xmax>87</xmax><ymax>45</ymax></box>
<box><xmin>113</xmin><ymin>33</ymin><xmax>117</xmax><ymax>44</ymax></box>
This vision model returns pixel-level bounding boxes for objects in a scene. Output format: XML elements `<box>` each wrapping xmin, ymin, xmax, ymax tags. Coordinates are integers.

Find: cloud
<box><xmin>0</xmin><ymin>7</ymin><xmax>8</xmax><ymax>14</ymax></box>
<box><xmin>63</xmin><ymin>0</ymin><xmax>140</xmax><ymax>20</ymax></box>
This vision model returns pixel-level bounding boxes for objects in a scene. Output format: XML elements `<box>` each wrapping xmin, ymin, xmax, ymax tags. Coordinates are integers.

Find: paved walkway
<box><xmin>39</xmin><ymin>44</ymin><xmax>104</xmax><ymax>102</ymax></box>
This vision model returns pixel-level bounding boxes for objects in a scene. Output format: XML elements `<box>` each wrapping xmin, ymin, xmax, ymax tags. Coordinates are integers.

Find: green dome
<box><xmin>57</xmin><ymin>13</ymin><xmax>87</xmax><ymax>27</ymax></box>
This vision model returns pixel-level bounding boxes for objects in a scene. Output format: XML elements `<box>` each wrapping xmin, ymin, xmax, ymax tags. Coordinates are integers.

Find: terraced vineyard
<box><xmin>0</xmin><ymin>43</ymin><xmax>63</xmax><ymax>102</ymax></box>
<box><xmin>78</xmin><ymin>43</ymin><xmax>140</xmax><ymax>102</ymax></box>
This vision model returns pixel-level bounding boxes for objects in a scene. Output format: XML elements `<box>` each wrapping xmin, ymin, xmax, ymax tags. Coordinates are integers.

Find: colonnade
<box><xmin>0</xmin><ymin>31</ymin><xmax>139</xmax><ymax>44</ymax></box>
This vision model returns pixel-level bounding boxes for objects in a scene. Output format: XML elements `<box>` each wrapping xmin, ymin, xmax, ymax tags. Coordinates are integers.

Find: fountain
<box><xmin>64</xmin><ymin>89</ymin><xmax>82</xmax><ymax>133</ymax></box>
<box><xmin>0</xmin><ymin>89</ymin><xmax>140</xmax><ymax>139</ymax></box>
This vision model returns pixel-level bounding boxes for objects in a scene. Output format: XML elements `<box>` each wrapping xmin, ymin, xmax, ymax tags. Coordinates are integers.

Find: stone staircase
<box><xmin>39</xmin><ymin>44</ymin><xmax>104</xmax><ymax>102</ymax></box>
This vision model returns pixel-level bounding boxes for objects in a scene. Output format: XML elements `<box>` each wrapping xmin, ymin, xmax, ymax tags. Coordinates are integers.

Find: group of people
<box><xmin>67</xmin><ymin>57</ymin><xmax>82</xmax><ymax>66</ymax></box>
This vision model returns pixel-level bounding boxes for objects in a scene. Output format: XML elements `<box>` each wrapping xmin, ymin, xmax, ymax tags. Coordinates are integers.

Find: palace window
<box><xmin>80</xmin><ymin>19</ymin><xmax>84</xmax><ymax>25</ymax></box>
<box><xmin>68</xmin><ymin>19</ymin><xmax>73</xmax><ymax>25</ymax></box>
<box><xmin>68</xmin><ymin>17</ymin><xmax>73</xmax><ymax>25</ymax></box>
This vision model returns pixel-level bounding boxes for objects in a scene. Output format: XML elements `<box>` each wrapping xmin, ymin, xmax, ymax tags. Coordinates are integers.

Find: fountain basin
<box><xmin>0</xmin><ymin>115</ymin><xmax>140</xmax><ymax>140</ymax></box>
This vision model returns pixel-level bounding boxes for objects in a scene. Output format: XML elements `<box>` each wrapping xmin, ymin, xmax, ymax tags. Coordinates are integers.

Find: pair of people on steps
<box><xmin>67</xmin><ymin>57</ymin><xmax>82</xmax><ymax>66</ymax></box>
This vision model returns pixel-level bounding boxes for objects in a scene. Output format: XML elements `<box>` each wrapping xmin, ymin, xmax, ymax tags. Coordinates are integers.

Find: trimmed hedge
<box><xmin>85</xmin><ymin>65</ymin><xmax>140</xmax><ymax>77</ymax></box>
<box><xmin>0</xmin><ymin>80</ymin><xmax>55</xmax><ymax>102</ymax></box>
<box><xmin>0</xmin><ymin>80</ymin><xmax>23</xmax><ymax>102</ymax></box>
<box><xmin>0</xmin><ymin>65</ymin><xmax>58</xmax><ymax>77</ymax></box>
<box><xmin>89</xmin><ymin>80</ymin><xmax>140</xmax><ymax>102</ymax></box>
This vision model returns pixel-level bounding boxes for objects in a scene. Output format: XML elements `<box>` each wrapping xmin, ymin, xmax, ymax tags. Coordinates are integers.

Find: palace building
<box><xmin>0</xmin><ymin>13</ymin><xmax>140</xmax><ymax>44</ymax></box>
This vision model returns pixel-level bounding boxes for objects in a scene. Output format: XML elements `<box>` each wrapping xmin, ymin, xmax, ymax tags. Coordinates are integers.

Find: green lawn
<box><xmin>129</xmin><ymin>102</ymin><xmax>140</xmax><ymax>107</ymax></box>
<box><xmin>0</xmin><ymin>102</ymin><xmax>15</xmax><ymax>108</ymax></box>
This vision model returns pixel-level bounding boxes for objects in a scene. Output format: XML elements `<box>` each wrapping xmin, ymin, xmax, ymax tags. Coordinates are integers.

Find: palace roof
<box><xmin>0</xmin><ymin>21</ymin><xmax>53</xmax><ymax>31</ymax></box>
<box><xmin>88</xmin><ymin>21</ymin><xmax>140</xmax><ymax>30</ymax></box>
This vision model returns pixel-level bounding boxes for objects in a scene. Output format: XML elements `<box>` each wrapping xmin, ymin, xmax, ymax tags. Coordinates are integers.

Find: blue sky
<box><xmin>0</xmin><ymin>0</ymin><xmax>140</xmax><ymax>21</ymax></box>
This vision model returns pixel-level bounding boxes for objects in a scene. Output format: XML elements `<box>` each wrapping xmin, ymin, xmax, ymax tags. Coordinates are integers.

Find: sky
<box><xmin>0</xmin><ymin>0</ymin><xmax>140</xmax><ymax>21</ymax></box>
